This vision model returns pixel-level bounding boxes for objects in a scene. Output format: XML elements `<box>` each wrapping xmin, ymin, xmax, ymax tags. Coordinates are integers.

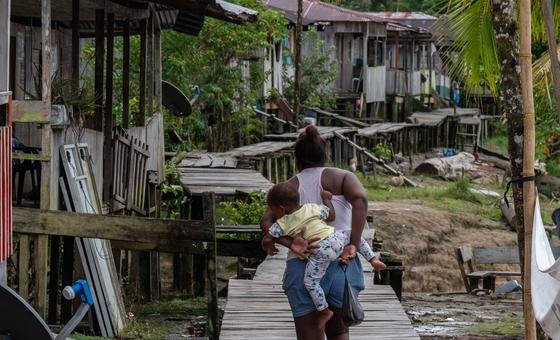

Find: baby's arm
<box><xmin>268</xmin><ymin>222</ymin><xmax>286</xmax><ymax>238</ymax></box>
<box><xmin>357</xmin><ymin>238</ymin><xmax>378</xmax><ymax>261</ymax></box>
<box><xmin>320</xmin><ymin>190</ymin><xmax>336</xmax><ymax>222</ymax></box>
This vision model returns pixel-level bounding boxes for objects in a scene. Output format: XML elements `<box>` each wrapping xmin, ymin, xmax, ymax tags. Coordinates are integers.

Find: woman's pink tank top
<box><xmin>287</xmin><ymin>167</ymin><xmax>353</xmax><ymax>260</ymax></box>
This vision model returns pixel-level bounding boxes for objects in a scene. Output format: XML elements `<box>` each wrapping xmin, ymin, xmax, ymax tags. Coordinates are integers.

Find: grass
<box><xmin>361</xmin><ymin>174</ymin><xmax>504</xmax><ymax>222</ymax></box>
<box><xmin>70</xmin><ymin>334</ymin><xmax>108</xmax><ymax>340</ymax></box>
<box><xmin>466</xmin><ymin>316</ymin><xmax>524</xmax><ymax>335</ymax></box>
<box><xmin>481</xmin><ymin>135</ymin><xmax>509</xmax><ymax>156</ymax></box>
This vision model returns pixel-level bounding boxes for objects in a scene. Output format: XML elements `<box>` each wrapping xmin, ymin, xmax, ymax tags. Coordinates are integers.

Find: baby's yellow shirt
<box><xmin>270</xmin><ymin>204</ymin><xmax>334</xmax><ymax>243</ymax></box>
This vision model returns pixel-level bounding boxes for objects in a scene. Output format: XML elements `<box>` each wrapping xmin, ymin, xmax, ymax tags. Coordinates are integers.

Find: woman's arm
<box><xmin>340</xmin><ymin>172</ymin><xmax>369</xmax><ymax>263</ymax></box>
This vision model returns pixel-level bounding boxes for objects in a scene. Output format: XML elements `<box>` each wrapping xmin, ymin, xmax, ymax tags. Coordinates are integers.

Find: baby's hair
<box><xmin>267</xmin><ymin>182</ymin><xmax>299</xmax><ymax>207</ymax></box>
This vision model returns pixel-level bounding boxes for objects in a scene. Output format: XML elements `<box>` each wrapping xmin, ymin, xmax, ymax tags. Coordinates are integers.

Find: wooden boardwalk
<box><xmin>220</xmin><ymin>248</ymin><xmax>420</xmax><ymax>339</ymax></box>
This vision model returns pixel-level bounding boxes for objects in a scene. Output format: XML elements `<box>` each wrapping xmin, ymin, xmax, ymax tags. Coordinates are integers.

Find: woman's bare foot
<box><xmin>370</xmin><ymin>258</ymin><xmax>387</xmax><ymax>271</ymax></box>
<box><xmin>317</xmin><ymin>308</ymin><xmax>334</xmax><ymax>329</ymax></box>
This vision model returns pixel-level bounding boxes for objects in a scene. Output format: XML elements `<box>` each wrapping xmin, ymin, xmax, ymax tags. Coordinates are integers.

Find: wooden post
<box><xmin>18</xmin><ymin>235</ymin><xmax>29</xmax><ymax>298</ymax></box>
<box><xmin>47</xmin><ymin>236</ymin><xmax>60</xmax><ymax>323</ymax></box>
<box><xmin>36</xmin><ymin>0</ymin><xmax>52</xmax><ymax>318</ymax></box>
<box><xmin>122</xmin><ymin>19</ymin><xmax>130</xmax><ymax>128</ymax></box>
<box><xmin>94</xmin><ymin>9</ymin><xmax>105</xmax><ymax>131</ymax></box>
<box><xmin>103</xmin><ymin>13</ymin><xmax>114</xmax><ymax>204</ymax></box>
<box><xmin>137</xmin><ymin>19</ymin><xmax>147</xmax><ymax>126</ymax></box>
<box><xmin>147</xmin><ymin>12</ymin><xmax>154</xmax><ymax>117</ymax></box>
<box><xmin>540</xmin><ymin>0</ymin><xmax>560</xmax><ymax>120</ymax></box>
<box><xmin>71</xmin><ymin>0</ymin><xmax>79</xmax><ymax>118</ymax></box>
<box><xmin>154</xmin><ymin>26</ymin><xmax>162</xmax><ymax>113</ymax></box>
<box><xmin>519</xmin><ymin>0</ymin><xmax>537</xmax><ymax>338</ymax></box>
<box><xmin>203</xmin><ymin>192</ymin><xmax>218</xmax><ymax>340</ymax></box>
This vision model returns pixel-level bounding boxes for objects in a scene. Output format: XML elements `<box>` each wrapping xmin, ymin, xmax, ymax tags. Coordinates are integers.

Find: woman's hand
<box><xmin>339</xmin><ymin>244</ymin><xmax>357</xmax><ymax>264</ymax></box>
<box><xmin>261</xmin><ymin>234</ymin><xmax>279</xmax><ymax>256</ymax></box>
<box><xmin>291</xmin><ymin>228</ymin><xmax>320</xmax><ymax>259</ymax></box>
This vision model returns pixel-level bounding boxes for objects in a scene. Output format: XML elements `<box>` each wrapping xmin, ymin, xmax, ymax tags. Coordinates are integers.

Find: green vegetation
<box><xmin>137</xmin><ymin>297</ymin><xmax>207</xmax><ymax>315</ymax></box>
<box><xmin>282</xmin><ymin>29</ymin><xmax>338</xmax><ymax>110</ymax></box>
<box><xmin>323</xmin><ymin>0</ymin><xmax>440</xmax><ymax>13</ymax></box>
<box><xmin>161</xmin><ymin>162</ymin><xmax>187</xmax><ymax>219</ymax></box>
<box><xmin>217</xmin><ymin>191</ymin><xmax>267</xmax><ymax>225</ymax></box>
<box><xmin>362</xmin><ymin>175</ymin><xmax>503</xmax><ymax>221</ymax></box>
<box><xmin>70</xmin><ymin>334</ymin><xmax>107</xmax><ymax>340</ymax></box>
<box><xmin>466</xmin><ymin>316</ymin><xmax>524</xmax><ymax>336</ymax></box>
<box><xmin>372</xmin><ymin>143</ymin><xmax>393</xmax><ymax>162</ymax></box>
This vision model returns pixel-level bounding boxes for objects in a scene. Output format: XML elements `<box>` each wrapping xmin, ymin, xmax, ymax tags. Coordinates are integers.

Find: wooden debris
<box><xmin>333</xmin><ymin>131</ymin><xmax>418</xmax><ymax>187</ymax></box>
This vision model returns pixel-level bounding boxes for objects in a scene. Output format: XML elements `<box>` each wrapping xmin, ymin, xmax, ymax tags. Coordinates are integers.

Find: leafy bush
<box><xmin>444</xmin><ymin>177</ymin><xmax>483</xmax><ymax>204</ymax></box>
<box><xmin>218</xmin><ymin>191</ymin><xmax>267</xmax><ymax>225</ymax></box>
<box><xmin>161</xmin><ymin>162</ymin><xmax>187</xmax><ymax>219</ymax></box>
<box><xmin>373</xmin><ymin>143</ymin><xmax>392</xmax><ymax>162</ymax></box>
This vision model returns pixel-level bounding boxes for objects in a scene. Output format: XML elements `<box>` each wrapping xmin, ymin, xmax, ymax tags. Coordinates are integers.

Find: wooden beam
<box><xmin>11</xmin><ymin>100</ymin><xmax>50</xmax><ymax>123</ymax></box>
<box><xmin>147</xmin><ymin>12</ymin><xmax>154</xmax><ymax>116</ymax></box>
<box><xmin>37</xmin><ymin>0</ymin><xmax>52</xmax><ymax>318</ymax></box>
<box><xmin>203</xmin><ymin>193</ymin><xmax>218</xmax><ymax>340</ymax></box>
<box><xmin>13</xmin><ymin>207</ymin><xmax>214</xmax><ymax>245</ymax></box>
<box><xmin>103</xmin><ymin>13</ymin><xmax>115</xmax><ymax>204</ymax></box>
<box><xmin>154</xmin><ymin>26</ymin><xmax>162</xmax><ymax>113</ymax></box>
<box><xmin>122</xmin><ymin>19</ymin><xmax>130</xmax><ymax>128</ymax></box>
<box><xmin>71</xmin><ymin>0</ymin><xmax>79</xmax><ymax>114</ymax></box>
<box><xmin>137</xmin><ymin>18</ymin><xmax>147</xmax><ymax>126</ymax></box>
<box><xmin>12</xmin><ymin>153</ymin><xmax>50</xmax><ymax>161</ymax></box>
<box><xmin>305</xmin><ymin>106</ymin><xmax>370</xmax><ymax>128</ymax></box>
<box><xmin>334</xmin><ymin>131</ymin><xmax>417</xmax><ymax>187</ymax></box>
<box><xmin>94</xmin><ymin>9</ymin><xmax>105</xmax><ymax>131</ymax></box>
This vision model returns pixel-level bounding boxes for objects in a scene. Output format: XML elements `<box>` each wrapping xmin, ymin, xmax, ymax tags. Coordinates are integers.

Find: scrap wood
<box><xmin>333</xmin><ymin>131</ymin><xmax>418</xmax><ymax>187</ymax></box>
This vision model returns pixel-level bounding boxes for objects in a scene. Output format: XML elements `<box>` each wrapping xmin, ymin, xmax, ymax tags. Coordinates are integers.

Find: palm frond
<box><xmin>531</xmin><ymin>0</ymin><xmax>560</xmax><ymax>44</ymax></box>
<box><xmin>439</xmin><ymin>0</ymin><xmax>500</xmax><ymax>96</ymax></box>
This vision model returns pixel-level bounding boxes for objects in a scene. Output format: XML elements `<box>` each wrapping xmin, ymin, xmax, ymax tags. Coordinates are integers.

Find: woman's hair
<box><xmin>267</xmin><ymin>182</ymin><xmax>299</xmax><ymax>207</ymax></box>
<box><xmin>294</xmin><ymin>125</ymin><xmax>326</xmax><ymax>170</ymax></box>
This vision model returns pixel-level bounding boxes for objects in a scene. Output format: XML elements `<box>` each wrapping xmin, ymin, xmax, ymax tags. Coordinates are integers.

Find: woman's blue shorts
<box><xmin>282</xmin><ymin>257</ymin><xmax>365</xmax><ymax>317</ymax></box>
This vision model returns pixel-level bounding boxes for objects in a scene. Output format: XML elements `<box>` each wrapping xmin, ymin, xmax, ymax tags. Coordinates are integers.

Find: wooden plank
<box><xmin>13</xmin><ymin>207</ymin><xmax>214</xmax><ymax>245</ymax></box>
<box><xmin>473</xmin><ymin>246</ymin><xmax>520</xmax><ymax>264</ymax></box>
<box><xmin>17</xmin><ymin>235</ymin><xmax>29</xmax><ymax>298</ymax></box>
<box><xmin>12</xmin><ymin>152</ymin><xmax>50</xmax><ymax>161</ymax></box>
<box><xmin>103</xmin><ymin>13</ymin><xmax>115</xmax><ymax>204</ymax></box>
<box><xmin>137</xmin><ymin>18</ymin><xmax>147</xmax><ymax>126</ymax></box>
<box><xmin>11</xmin><ymin>100</ymin><xmax>50</xmax><ymax>123</ymax></box>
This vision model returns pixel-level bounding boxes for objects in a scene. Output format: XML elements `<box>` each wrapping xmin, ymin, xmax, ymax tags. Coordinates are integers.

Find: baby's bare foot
<box><xmin>371</xmin><ymin>259</ymin><xmax>387</xmax><ymax>271</ymax></box>
<box><xmin>317</xmin><ymin>308</ymin><xmax>334</xmax><ymax>329</ymax></box>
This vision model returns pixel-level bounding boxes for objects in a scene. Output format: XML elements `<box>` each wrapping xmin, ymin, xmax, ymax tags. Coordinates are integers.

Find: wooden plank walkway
<box><xmin>220</xmin><ymin>247</ymin><xmax>420</xmax><ymax>339</ymax></box>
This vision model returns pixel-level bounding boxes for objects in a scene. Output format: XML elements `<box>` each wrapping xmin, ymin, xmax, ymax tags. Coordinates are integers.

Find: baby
<box><xmin>266</xmin><ymin>182</ymin><xmax>386</xmax><ymax>327</ymax></box>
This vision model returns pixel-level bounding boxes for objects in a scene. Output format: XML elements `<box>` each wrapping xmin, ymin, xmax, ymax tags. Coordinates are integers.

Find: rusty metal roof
<box><xmin>368</xmin><ymin>11</ymin><xmax>437</xmax><ymax>33</ymax></box>
<box><xmin>264</xmin><ymin>0</ymin><xmax>383</xmax><ymax>24</ymax></box>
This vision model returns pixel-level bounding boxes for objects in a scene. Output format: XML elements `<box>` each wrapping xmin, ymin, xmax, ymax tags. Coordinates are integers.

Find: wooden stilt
<box><xmin>103</xmin><ymin>13</ymin><xmax>114</xmax><ymax>205</ymax></box>
<box><xmin>136</xmin><ymin>18</ymin><xmax>147</xmax><ymax>126</ymax></box>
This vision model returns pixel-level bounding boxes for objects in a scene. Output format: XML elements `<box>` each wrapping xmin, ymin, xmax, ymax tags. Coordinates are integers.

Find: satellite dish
<box><xmin>0</xmin><ymin>285</ymin><xmax>53</xmax><ymax>339</ymax></box>
<box><xmin>162</xmin><ymin>81</ymin><xmax>195</xmax><ymax>117</ymax></box>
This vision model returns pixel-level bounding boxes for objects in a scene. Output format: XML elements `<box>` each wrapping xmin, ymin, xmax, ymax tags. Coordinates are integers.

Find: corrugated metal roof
<box><xmin>369</xmin><ymin>12</ymin><xmax>437</xmax><ymax>20</ymax></box>
<box><xmin>264</xmin><ymin>0</ymin><xmax>383</xmax><ymax>24</ymax></box>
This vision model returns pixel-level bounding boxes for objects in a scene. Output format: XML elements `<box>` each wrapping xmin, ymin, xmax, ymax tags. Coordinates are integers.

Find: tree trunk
<box><xmin>490</xmin><ymin>0</ymin><xmax>524</xmax><ymax>258</ymax></box>
<box><xmin>541</xmin><ymin>0</ymin><xmax>560</xmax><ymax>120</ymax></box>
<box><xmin>293</xmin><ymin>0</ymin><xmax>303</xmax><ymax>121</ymax></box>
<box><xmin>491</xmin><ymin>0</ymin><xmax>536</xmax><ymax>338</ymax></box>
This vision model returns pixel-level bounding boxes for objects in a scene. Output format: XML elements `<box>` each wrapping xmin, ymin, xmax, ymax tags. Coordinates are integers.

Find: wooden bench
<box><xmin>455</xmin><ymin>245</ymin><xmax>521</xmax><ymax>293</ymax></box>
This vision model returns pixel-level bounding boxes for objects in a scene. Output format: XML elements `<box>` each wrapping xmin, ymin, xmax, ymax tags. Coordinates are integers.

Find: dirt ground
<box><xmin>369</xmin><ymin>201</ymin><xmax>519</xmax><ymax>292</ymax></box>
<box><xmin>402</xmin><ymin>292</ymin><xmax>523</xmax><ymax>339</ymax></box>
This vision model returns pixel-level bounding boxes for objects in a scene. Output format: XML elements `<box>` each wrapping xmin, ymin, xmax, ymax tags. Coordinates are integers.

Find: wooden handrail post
<box><xmin>203</xmin><ymin>192</ymin><xmax>218</xmax><ymax>340</ymax></box>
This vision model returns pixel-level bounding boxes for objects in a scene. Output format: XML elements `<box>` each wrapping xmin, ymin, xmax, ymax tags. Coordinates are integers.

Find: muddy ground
<box><xmin>369</xmin><ymin>201</ymin><xmax>518</xmax><ymax>292</ymax></box>
<box><xmin>403</xmin><ymin>292</ymin><xmax>523</xmax><ymax>339</ymax></box>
